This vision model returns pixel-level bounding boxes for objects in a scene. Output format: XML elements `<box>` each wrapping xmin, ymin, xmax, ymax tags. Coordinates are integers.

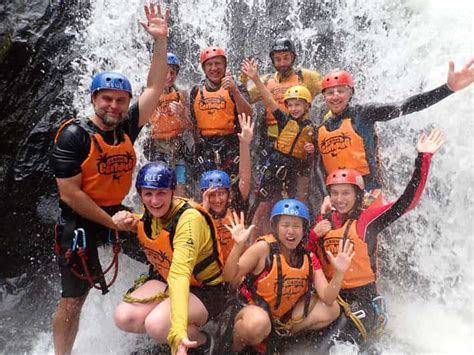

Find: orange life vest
<box><xmin>54</xmin><ymin>118</ymin><xmax>136</xmax><ymax>207</ymax></box>
<box><xmin>264</xmin><ymin>71</ymin><xmax>303</xmax><ymax>126</ymax></box>
<box><xmin>318</xmin><ymin>118</ymin><xmax>370</xmax><ymax>176</ymax></box>
<box><xmin>150</xmin><ymin>90</ymin><xmax>186</xmax><ymax>140</ymax></box>
<box><xmin>136</xmin><ymin>201</ymin><xmax>223</xmax><ymax>287</ymax></box>
<box><xmin>274</xmin><ymin>119</ymin><xmax>313</xmax><ymax>160</ymax></box>
<box><xmin>242</xmin><ymin>235</ymin><xmax>313</xmax><ymax>320</ymax></box>
<box><xmin>316</xmin><ymin>219</ymin><xmax>375</xmax><ymax>289</ymax></box>
<box><xmin>210</xmin><ymin>207</ymin><xmax>235</xmax><ymax>264</ymax></box>
<box><xmin>193</xmin><ymin>84</ymin><xmax>236</xmax><ymax>136</ymax></box>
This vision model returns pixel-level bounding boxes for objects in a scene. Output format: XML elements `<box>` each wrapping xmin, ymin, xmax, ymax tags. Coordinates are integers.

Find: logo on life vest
<box><xmin>97</xmin><ymin>151</ymin><xmax>135</xmax><ymax>182</ymax></box>
<box><xmin>277</xmin><ymin>276</ymin><xmax>307</xmax><ymax>298</ymax></box>
<box><xmin>271</xmin><ymin>86</ymin><xmax>291</xmax><ymax>104</ymax></box>
<box><xmin>322</xmin><ymin>236</ymin><xmax>354</xmax><ymax>259</ymax></box>
<box><xmin>319</xmin><ymin>132</ymin><xmax>352</xmax><ymax>157</ymax></box>
<box><xmin>199</xmin><ymin>96</ymin><xmax>226</xmax><ymax>112</ymax></box>
<box><xmin>157</xmin><ymin>98</ymin><xmax>177</xmax><ymax>117</ymax></box>
<box><xmin>144</xmin><ymin>247</ymin><xmax>172</xmax><ymax>271</ymax></box>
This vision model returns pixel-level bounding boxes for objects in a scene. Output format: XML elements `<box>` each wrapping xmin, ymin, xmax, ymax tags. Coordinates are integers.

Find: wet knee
<box><xmin>114</xmin><ymin>303</ymin><xmax>141</xmax><ymax>332</ymax></box>
<box><xmin>144</xmin><ymin>314</ymin><xmax>169</xmax><ymax>343</ymax></box>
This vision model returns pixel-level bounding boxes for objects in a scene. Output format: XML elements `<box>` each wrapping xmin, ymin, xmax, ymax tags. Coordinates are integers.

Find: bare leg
<box><xmin>232</xmin><ymin>305</ymin><xmax>271</xmax><ymax>352</ymax></box>
<box><xmin>53</xmin><ymin>295</ymin><xmax>87</xmax><ymax>355</ymax></box>
<box><xmin>144</xmin><ymin>291</ymin><xmax>209</xmax><ymax>346</ymax></box>
<box><xmin>290</xmin><ymin>296</ymin><xmax>340</xmax><ymax>334</ymax></box>
<box><xmin>114</xmin><ymin>280</ymin><xmax>167</xmax><ymax>333</ymax></box>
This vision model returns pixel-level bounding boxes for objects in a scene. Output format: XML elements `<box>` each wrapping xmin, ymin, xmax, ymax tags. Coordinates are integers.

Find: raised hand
<box><xmin>201</xmin><ymin>187</ymin><xmax>218</xmax><ymax>210</ymax></box>
<box><xmin>225</xmin><ymin>211</ymin><xmax>255</xmax><ymax>245</ymax></box>
<box><xmin>313</xmin><ymin>219</ymin><xmax>332</xmax><ymax>237</ymax></box>
<box><xmin>222</xmin><ymin>69</ymin><xmax>237</xmax><ymax>93</ymax></box>
<box><xmin>140</xmin><ymin>2</ymin><xmax>170</xmax><ymax>40</ymax></box>
<box><xmin>327</xmin><ymin>239</ymin><xmax>355</xmax><ymax>274</ymax></box>
<box><xmin>238</xmin><ymin>112</ymin><xmax>255</xmax><ymax>146</ymax></box>
<box><xmin>240</xmin><ymin>58</ymin><xmax>259</xmax><ymax>82</ymax></box>
<box><xmin>416</xmin><ymin>128</ymin><xmax>445</xmax><ymax>155</ymax></box>
<box><xmin>447</xmin><ymin>58</ymin><xmax>474</xmax><ymax>91</ymax></box>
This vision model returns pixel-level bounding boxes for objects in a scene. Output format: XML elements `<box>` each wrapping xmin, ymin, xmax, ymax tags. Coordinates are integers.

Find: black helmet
<box><xmin>270</xmin><ymin>38</ymin><xmax>296</xmax><ymax>59</ymax></box>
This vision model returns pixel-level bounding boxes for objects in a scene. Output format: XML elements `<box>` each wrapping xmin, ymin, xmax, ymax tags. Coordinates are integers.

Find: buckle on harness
<box><xmin>275</xmin><ymin>166</ymin><xmax>287</xmax><ymax>180</ymax></box>
<box><xmin>214</xmin><ymin>150</ymin><xmax>221</xmax><ymax>165</ymax></box>
<box><xmin>262</xmin><ymin>149</ymin><xmax>268</xmax><ymax>157</ymax></box>
<box><xmin>233</xmin><ymin>155</ymin><xmax>240</xmax><ymax>164</ymax></box>
<box><xmin>72</xmin><ymin>228</ymin><xmax>87</xmax><ymax>251</ymax></box>
<box><xmin>259</xmin><ymin>188</ymin><xmax>269</xmax><ymax>198</ymax></box>
<box><xmin>353</xmin><ymin>309</ymin><xmax>366</xmax><ymax>319</ymax></box>
<box><xmin>198</xmin><ymin>156</ymin><xmax>204</xmax><ymax>165</ymax></box>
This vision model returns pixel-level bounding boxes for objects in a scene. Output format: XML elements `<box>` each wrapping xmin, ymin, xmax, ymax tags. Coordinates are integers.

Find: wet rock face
<box><xmin>0</xmin><ymin>0</ymin><xmax>90</xmax><ymax>276</ymax></box>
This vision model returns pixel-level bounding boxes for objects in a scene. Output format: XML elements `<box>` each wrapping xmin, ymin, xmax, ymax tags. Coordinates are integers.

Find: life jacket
<box><xmin>150</xmin><ymin>89</ymin><xmax>186</xmax><ymax>140</ymax></box>
<box><xmin>316</xmin><ymin>219</ymin><xmax>375</xmax><ymax>289</ymax></box>
<box><xmin>54</xmin><ymin>118</ymin><xmax>136</xmax><ymax>207</ymax></box>
<box><xmin>263</xmin><ymin>70</ymin><xmax>304</xmax><ymax>126</ymax></box>
<box><xmin>317</xmin><ymin>118</ymin><xmax>370</xmax><ymax>176</ymax></box>
<box><xmin>136</xmin><ymin>200</ymin><xmax>223</xmax><ymax>287</ymax></box>
<box><xmin>210</xmin><ymin>207</ymin><xmax>235</xmax><ymax>264</ymax></box>
<box><xmin>274</xmin><ymin>119</ymin><xmax>313</xmax><ymax>160</ymax></box>
<box><xmin>241</xmin><ymin>235</ymin><xmax>313</xmax><ymax>320</ymax></box>
<box><xmin>193</xmin><ymin>84</ymin><xmax>236</xmax><ymax>136</ymax></box>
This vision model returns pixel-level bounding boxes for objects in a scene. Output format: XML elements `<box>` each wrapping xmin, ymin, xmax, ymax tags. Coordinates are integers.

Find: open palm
<box><xmin>416</xmin><ymin>128</ymin><xmax>445</xmax><ymax>154</ymax></box>
<box><xmin>225</xmin><ymin>211</ymin><xmax>255</xmax><ymax>245</ymax></box>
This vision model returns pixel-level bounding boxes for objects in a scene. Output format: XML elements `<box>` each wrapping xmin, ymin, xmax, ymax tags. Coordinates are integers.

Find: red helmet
<box><xmin>199</xmin><ymin>46</ymin><xmax>226</xmax><ymax>65</ymax></box>
<box><xmin>326</xmin><ymin>169</ymin><xmax>364</xmax><ymax>190</ymax></box>
<box><xmin>321</xmin><ymin>70</ymin><xmax>354</xmax><ymax>90</ymax></box>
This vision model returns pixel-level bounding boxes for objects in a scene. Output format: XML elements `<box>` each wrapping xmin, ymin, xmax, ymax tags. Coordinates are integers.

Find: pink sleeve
<box><xmin>310</xmin><ymin>252</ymin><xmax>321</xmax><ymax>270</ymax></box>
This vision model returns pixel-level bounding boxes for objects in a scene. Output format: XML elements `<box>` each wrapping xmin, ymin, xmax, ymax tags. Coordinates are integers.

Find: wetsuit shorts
<box><xmin>190</xmin><ymin>283</ymin><xmax>230</xmax><ymax>320</ymax></box>
<box><xmin>55</xmin><ymin>207</ymin><xmax>122</xmax><ymax>298</ymax></box>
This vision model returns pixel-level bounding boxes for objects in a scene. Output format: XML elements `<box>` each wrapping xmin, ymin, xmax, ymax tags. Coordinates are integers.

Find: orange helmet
<box><xmin>199</xmin><ymin>46</ymin><xmax>226</xmax><ymax>65</ymax></box>
<box><xmin>326</xmin><ymin>169</ymin><xmax>364</xmax><ymax>190</ymax></box>
<box><xmin>321</xmin><ymin>70</ymin><xmax>354</xmax><ymax>90</ymax></box>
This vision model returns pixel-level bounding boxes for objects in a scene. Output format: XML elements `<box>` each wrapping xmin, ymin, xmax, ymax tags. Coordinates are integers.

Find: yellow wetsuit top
<box><xmin>149</xmin><ymin>198</ymin><xmax>223</xmax><ymax>354</ymax></box>
<box><xmin>246</xmin><ymin>68</ymin><xmax>322</xmax><ymax>104</ymax></box>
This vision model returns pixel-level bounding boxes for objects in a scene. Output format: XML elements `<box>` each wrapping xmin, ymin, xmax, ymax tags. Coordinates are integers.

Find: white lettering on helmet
<box><xmin>144</xmin><ymin>174</ymin><xmax>162</xmax><ymax>182</ymax></box>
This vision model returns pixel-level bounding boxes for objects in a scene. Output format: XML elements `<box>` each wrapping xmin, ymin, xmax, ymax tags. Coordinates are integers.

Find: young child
<box><xmin>241</xmin><ymin>58</ymin><xmax>315</xmax><ymax>239</ymax></box>
<box><xmin>223</xmin><ymin>199</ymin><xmax>354</xmax><ymax>352</ymax></box>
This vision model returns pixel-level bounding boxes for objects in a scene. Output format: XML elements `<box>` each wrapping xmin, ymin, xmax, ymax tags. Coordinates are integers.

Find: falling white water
<box><xmin>26</xmin><ymin>0</ymin><xmax>474</xmax><ymax>353</ymax></box>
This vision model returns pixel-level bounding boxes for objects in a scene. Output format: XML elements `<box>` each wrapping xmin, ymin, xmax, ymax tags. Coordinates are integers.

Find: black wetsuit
<box><xmin>50</xmin><ymin>103</ymin><xmax>141</xmax><ymax>297</ymax></box>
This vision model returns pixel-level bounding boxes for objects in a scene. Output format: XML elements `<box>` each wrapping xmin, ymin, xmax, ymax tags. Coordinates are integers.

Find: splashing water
<box><xmin>18</xmin><ymin>0</ymin><xmax>474</xmax><ymax>353</ymax></box>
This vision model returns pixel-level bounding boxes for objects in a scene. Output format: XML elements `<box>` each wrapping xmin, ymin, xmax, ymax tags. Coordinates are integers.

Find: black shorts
<box><xmin>190</xmin><ymin>283</ymin><xmax>231</xmax><ymax>320</ymax></box>
<box><xmin>56</xmin><ymin>209</ymin><xmax>121</xmax><ymax>298</ymax></box>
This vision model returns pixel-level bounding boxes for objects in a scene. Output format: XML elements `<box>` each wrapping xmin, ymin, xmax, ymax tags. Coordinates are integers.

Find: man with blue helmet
<box><xmin>112</xmin><ymin>162</ymin><xmax>227</xmax><ymax>355</ymax></box>
<box><xmin>148</xmin><ymin>52</ymin><xmax>194</xmax><ymax>197</ymax></box>
<box><xmin>199</xmin><ymin>113</ymin><xmax>254</xmax><ymax>263</ymax></box>
<box><xmin>222</xmin><ymin>200</ymin><xmax>354</xmax><ymax>353</ymax></box>
<box><xmin>49</xmin><ymin>4</ymin><xmax>170</xmax><ymax>354</ymax></box>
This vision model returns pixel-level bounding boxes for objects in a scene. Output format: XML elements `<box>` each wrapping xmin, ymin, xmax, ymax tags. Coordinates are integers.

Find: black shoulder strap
<box><xmin>303</xmin><ymin>250</ymin><xmax>313</xmax><ymax>318</ymax></box>
<box><xmin>165</xmin><ymin>202</ymin><xmax>222</xmax><ymax>285</ymax></box>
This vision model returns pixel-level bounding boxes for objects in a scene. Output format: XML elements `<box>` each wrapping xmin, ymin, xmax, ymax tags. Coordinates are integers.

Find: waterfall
<box><xmin>10</xmin><ymin>0</ymin><xmax>472</xmax><ymax>353</ymax></box>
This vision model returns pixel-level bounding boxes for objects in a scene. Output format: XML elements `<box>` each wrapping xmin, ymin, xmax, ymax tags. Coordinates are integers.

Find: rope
<box><xmin>122</xmin><ymin>274</ymin><xmax>169</xmax><ymax>304</ymax></box>
<box><xmin>337</xmin><ymin>295</ymin><xmax>368</xmax><ymax>340</ymax></box>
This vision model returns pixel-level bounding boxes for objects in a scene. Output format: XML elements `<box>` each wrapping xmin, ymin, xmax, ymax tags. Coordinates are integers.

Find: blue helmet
<box><xmin>270</xmin><ymin>199</ymin><xmax>310</xmax><ymax>223</ymax></box>
<box><xmin>135</xmin><ymin>162</ymin><xmax>176</xmax><ymax>191</ymax></box>
<box><xmin>90</xmin><ymin>71</ymin><xmax>132</xmax><ymax>97</ymax></box>
<box><xmin>167</xmin><ymin>52</ymin><xmax>181</xmax><ymax>69</ymax></box>
<box><xmin>200</xmin><ymin>170</ymin><xmax>231</xmax><ymax>190</ymax></box>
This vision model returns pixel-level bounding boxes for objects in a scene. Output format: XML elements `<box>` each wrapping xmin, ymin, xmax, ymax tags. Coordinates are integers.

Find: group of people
<box><xmin>49</xmin><ymin>2</ymin><xmax>474</xmax><ymax>355</ymax></box>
